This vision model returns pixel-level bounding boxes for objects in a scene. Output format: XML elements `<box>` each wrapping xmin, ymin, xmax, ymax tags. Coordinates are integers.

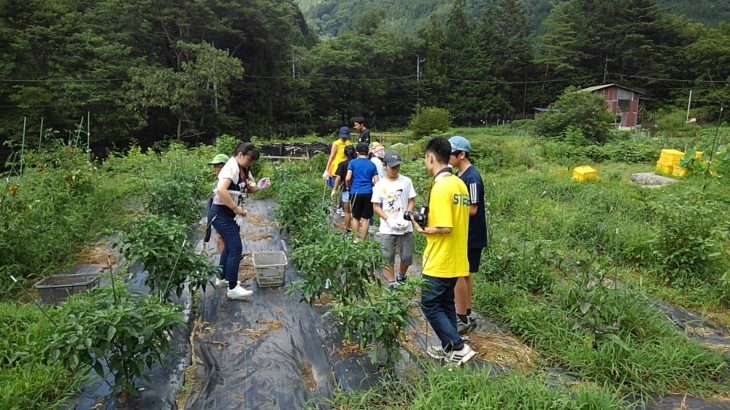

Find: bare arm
<box><xmin>345</xmin><ymin>169</ymin><xmax>352</xmax><ymax>187</ymax></box>
<box><xmin>407</xmin><ymin>197</ymin><xmax>415</xmax><ymax>212</ymax></box>
<box><xmin>373</xmin><ymin>203</ymin><xmax>388</xmax><ymax>220</ymax></box>
<box><xmin>372</xmin><ymin>175</ymin><xmax>379</xmax><ymax>185</ymax></box>
<box><xmin>469</xmin><ymin>203</ymin><xmax>478</xmax><ymax>217</ymax></box>
<box><xmin>216</xmin><ymin>178</ymin><xmax>246</xmax><ymax>215</ymax></box>
<box><xmin>332</xmin><ymin>175</ymin><xmax>342</xmax><ymax>195</ymax></box>
<box><xmin>412</xmin><ymin>223</ymin><xmax>451</xmax><ymax>235</ymax></box>
<box><xmin>324</xmin><ymin>142</ymin><xmax>337</xmax><ymax>176</ymax></box>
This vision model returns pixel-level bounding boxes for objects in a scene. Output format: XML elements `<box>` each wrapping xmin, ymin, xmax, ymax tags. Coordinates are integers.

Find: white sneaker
<box><xmin>447</xmin><ymin>344</ymin><xmax>476</xmax><ymax>366</ymax></box>
<box><xmin>227</xmin><ymin>284</ymin><xmax>253</xmax><ymax>300</ymax></box>
<box><xmin>215</xmin><ymin>278</ymin><xmax>243</xmax><ymax>288</ymax></box>
<box><xmin>426</xmin><ymin>345</ymin><xmax>449</xmax><ymax>361</ymax></box>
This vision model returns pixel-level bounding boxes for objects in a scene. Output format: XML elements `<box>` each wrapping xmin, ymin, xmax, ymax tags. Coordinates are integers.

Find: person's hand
<box><xmin>331</xmin><ymin>189</ymin><xmax>337</xmax><ymax>198</ymax></box>
<box><xmin>322</xmin><ymin>170</ymin><xmax>329</xmax><ymax>180</ymax></box>
<box><xmin>234</xmin><ymin>206</ymin><xmax>247</xmax><ymax>216</ymax></box>
<box><xmin>257</xmin><ymin>177</ymin><xmax>270</xmax><ymax>189</ymax></box>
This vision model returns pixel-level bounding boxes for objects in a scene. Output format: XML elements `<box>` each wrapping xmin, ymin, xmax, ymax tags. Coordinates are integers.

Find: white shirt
<box><xmin>213</xmin><ymin>157</ymin><xmax>255</xmax><ymax>206</ymax></box>
<box><xmin>371</xmin><ymin>157</ymin><xmax>385</xmax><ymax>179</ymax></box>
<box><xmin>371</xmin><ymin>175</ymin><xmax>417</xmax><ymax>235</ymax></box>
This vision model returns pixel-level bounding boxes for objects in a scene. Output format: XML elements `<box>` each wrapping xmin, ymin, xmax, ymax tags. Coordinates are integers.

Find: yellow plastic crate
<box><xmin>672</xmin><ymin>165</ymin><xmax>687</xmax><ymax>177</ymax></box>
<box><xmin>572</xmin><ymin>165</ymin><xmax>599</xmax><ymax>181</ymax></box>
<box><xmin>655</xmin><ymin>162</ymin><xmax>673</xmax><ymax>175</ymax></box>
<box><xmin>658</xmin><ymin>149</ymin><xmax>684</xmax><ymax>166</ymax></box>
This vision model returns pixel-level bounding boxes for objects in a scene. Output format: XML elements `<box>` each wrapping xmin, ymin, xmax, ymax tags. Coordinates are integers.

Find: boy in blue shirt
<box><xmin>449</xmin><ymin>136</ymin><xmax>488</xmax><ymax>334</ymax></box>
<box><xmin>346</xmin><ymin>142</ymin><xmax>380</xmax><ymax>241</ymax></box>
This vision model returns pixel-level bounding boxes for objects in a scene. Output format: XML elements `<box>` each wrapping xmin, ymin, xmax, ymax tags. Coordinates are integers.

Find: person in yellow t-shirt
<box><xmin>324</xmin><ymin>126</ymin><xmax>353</xmax><ymax>187</ymax></box>
<box><xmin>412</xmin><ymin>137</ymin><xmax>475</xmax><ymax>366</ymax></box>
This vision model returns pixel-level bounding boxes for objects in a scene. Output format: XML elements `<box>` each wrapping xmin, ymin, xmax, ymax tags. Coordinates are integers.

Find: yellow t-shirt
<box><xmin>422</xmin><ymin>174</ymin><xmax>470</xmax><ymax>278</ymax></box>
<box><xmin>328</xmin><ymin>139</ymin><xmax>353</xmax><ymax>176</ymax></box>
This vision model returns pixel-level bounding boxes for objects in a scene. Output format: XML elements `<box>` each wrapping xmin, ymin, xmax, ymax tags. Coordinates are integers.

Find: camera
<box><xmin>404</xmin><ymin>205</ymin><xmax>429</xmax><ymax>228</ymax></box>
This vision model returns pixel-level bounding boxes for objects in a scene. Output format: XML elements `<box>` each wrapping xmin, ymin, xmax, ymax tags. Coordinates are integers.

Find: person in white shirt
<box><xmin>371</xmin><ymin>150</ymin><xmax>417</xmax><ymax>290</ymax></box>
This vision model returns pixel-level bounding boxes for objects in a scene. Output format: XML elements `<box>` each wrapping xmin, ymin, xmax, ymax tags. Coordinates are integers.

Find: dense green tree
<box><xmin>535</xmin><ymin>86</ymin><xmax>614</xmax><ymax>143</ymax></box>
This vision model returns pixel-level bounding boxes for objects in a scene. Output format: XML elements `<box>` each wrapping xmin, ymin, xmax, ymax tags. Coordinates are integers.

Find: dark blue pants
<box><xmin>209</xmin><ymin>206</ymin><xmax>242</xmax><ymax>284</ymax></box>
<box><xmin>421</xmin><ymin>275</ymin><xmax>464</xmax><ymax>351</ymax></box>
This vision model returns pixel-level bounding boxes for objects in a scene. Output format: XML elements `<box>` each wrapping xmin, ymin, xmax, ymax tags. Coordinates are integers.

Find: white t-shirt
<box><xmin>213</xmin><ymin>157</ymin><xmax>256</xmax><ymax>206</ymax></box>
<box><xmin>371</xmin><ymin>175</ymin><xmax>417</xmax><ymax>235</ymax></box>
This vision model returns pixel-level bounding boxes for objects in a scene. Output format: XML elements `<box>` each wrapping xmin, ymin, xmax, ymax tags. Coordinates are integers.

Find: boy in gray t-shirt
<box><xmin>371</xmin><ymin>150</ymin><xmax>417</xmax><ymax>290</ymax></box>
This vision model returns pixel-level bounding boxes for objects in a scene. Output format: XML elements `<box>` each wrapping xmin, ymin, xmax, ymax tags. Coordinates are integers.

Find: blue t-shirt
<box><xmin>348</xmin><ymin>158</ymin><xmax>378</xmax><ymax>194</ymax></box>
<box><xmin>459</xmin><ymin>166</ymin><xmax>488</xmax><ymax>249</ymax></box>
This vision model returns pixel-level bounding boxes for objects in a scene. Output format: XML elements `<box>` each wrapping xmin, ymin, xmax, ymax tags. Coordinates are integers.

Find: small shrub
<box><xmin>327</xmin><ymin>278</ymin><xmax>423</xmax><ymax>367</ymax></box>
<box><xmin>409</xmin><ymin>107</ymin><xmax>451</xmax><ymax>137</ymax></box>
<box><xmin>45</xmin><ymin>283</ymin><xmax>184</xmax><ymax>397</ymax></box>
<box><xmin>215</xmin><ymin>134</ymin><xmax>239</xmax><ymax>156</ymax></box>
<box><xmin>288</xmin><ymin>231</ymin><xmax>383</xmax><ymax>305</ymax></box>
<box><xmin>145</xmin><ymin>175</ymin><xmax>204</xmax><ymax>224</ymax></box>
<box><xmin>116</xmin><ymin>214</ymin><xmax>215</xmax><ymax>300</ymax></box>
<box><xmin>645</xmin><ymin>191</ymin><xmax>729</xmax><ymax>286</ymax></box>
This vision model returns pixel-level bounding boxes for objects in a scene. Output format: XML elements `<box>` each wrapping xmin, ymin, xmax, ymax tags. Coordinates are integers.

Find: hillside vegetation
<box><xmin>297</xmin><ymin>0</ymin><xmax>730</xmax><ymax>37</ymax></box>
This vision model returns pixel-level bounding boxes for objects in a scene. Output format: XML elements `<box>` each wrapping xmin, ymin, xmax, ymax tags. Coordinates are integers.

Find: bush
<box><xmin>289</xmin><ymin>230</ymin><xmax>383</xmax><ymax>305</ymax></box>
<box><xmin>0</xmin><ymin>140</ymin><xmax>125</xmax><ymax>300</ymax></box>
<box><xmin>328</xmin><ymin>278</ymin><xmax>423</xmax><ymax>366</ymax></box>
<box><xmin>535</xmin><ymin>87</ymin><xmax>614</xmax><ymax>143</ymax></box>
<box><xmin>45</xmin><ymin>283</ymin><xmax>184</xmax><ymax>397</ymax></box>
<box><xmin>409</xmin><ymin>107</ymin><xmax>451</xmax><ymax>137</ymax></box>
<box><xmin>116</xmin><ymin>214</ymin><xmax>215</xmax><ymax>300</ymax></box>
<box><xmin>646</xmin><ymin>190</ymin><xmax>730</xmax><ymax>286</ymax></box>
<box><xmin>651</xmin><ymin>108</ymin><xmax>700</xmax><ymax>138</ymax></box>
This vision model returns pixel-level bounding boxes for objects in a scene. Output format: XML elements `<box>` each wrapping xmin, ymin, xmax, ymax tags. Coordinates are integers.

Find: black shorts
<box><xmin>350</xmin><ymin>192</ymin><xmax>373</xmax><ymax>220</ymax></box>
<box><xmin>467</xmin><ymin>248</ymin><xmax>483</xmax><ymax>274</ymax></box>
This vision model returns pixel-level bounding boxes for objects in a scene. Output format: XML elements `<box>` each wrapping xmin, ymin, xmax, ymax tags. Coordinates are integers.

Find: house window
<box><xmin>617</xmin><ymin>88</ymin><xmax>632</xmax><ymax>112</ymax></box>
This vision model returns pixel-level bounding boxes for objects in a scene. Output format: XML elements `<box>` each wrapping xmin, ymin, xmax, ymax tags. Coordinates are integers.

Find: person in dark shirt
<box><xmin>332</xmin><ymin>145</ymin><xmax>357</xmax><ymax>231</ymax></box>
<box><xmin>353</xmin><ymin>116</ymin><xmax>371</xmax><ymax>144</ymax></box>
<box><xmin>449</xmin><ymin>136</ymin><xmax>488</xmax><ymax>334</ymax></box>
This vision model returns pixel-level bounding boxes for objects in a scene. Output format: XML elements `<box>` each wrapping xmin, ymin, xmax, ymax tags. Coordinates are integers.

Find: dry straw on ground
<box><xmin>243</xmin><ymin>319</ymin><xmax>283</xmax><ymax>341</ymax></box>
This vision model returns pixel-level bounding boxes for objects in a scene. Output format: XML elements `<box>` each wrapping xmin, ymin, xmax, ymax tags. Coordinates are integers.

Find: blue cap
<box><xmin>338</xmin><ymin>126</ymin><xmax>351</xmax><ymax>138</ymax></box>
<box><xmin>449</xmin><ymin>135</ymin><xmax>471</xmax><ymax>153</ymax></box>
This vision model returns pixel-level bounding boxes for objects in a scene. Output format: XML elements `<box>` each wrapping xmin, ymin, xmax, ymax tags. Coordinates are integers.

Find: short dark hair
<box><xmin>356</xmin><ymin>141</ymin><xmax>370</xmax><ymax>154</ymax></box>
<box><xmin>344</xmin><ymin>145</ymin><xmax>356</xmax><ymax>159</ymax></box>
<box><xmin>424</xmin><ymin>137</ymin><xmax>451</xmax><ymax>165</ymax></box>
<box><xmin>452</xmin><ymin>150</ymin><xmax>470</xmax><ymax>160</ymax></box>
<box><xmin>353</xmin><ymin>116</ymin><xmax>365</xmax><ymax>125</ymax></box>
<box><xmin>236</xmin><ymin>142</ymin><xmax>260</xmax><ymax>161</ymax></box>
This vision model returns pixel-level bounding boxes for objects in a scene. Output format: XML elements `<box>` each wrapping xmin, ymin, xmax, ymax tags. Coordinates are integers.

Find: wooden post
<box><xmin>20</xmin><ymin>117</ymin><xmax>27</xmax><ymax>181</ymax></box>
<box><xmin>38</xmin><ymin>117</ymin><xmax>44</xmax><ymax>149</ymax></box>
<box><xmin>86</xmin><ymin>111</ymin><xmax>91</xmax><ymax>152</ymax></box>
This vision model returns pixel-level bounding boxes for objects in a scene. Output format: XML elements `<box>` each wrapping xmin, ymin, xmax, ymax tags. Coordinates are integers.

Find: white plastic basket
<box><xmin>252</xmin><ymin>251</ymin><xmax>287</xmax><ymax>287</ymax></box>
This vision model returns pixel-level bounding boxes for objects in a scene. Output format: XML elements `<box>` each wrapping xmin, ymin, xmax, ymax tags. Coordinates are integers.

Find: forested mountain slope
<box><xmin>297</xmin><ymin>0</ymin><xmax>730</xmax><ymax>37</ymax></box>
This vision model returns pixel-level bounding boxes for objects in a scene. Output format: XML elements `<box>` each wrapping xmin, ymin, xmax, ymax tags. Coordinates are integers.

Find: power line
<box><xmin>0</xmin><ymin>78</ymin><xmax>126</xmax><ymax>83</ymax></box>
<box><xmin>1</xmin><ymin>72</ymin><xmax>725</xmax><ymax>85</ymax></box>
<box><xmin>607</xmin><ymin>73</ymin><xmax>728</xmax><ymax>84</ymax></box>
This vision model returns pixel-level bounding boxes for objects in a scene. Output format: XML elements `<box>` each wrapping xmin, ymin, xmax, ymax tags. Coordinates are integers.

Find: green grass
<box><xmin>318</xmin><ymin>366</ymin><xmax>628</xmax><ymax>409</ymax></box>
<box><xmin>0</xmin><ymin>303</ymin><xmax>84</xmax><ymax>409</ymax></box>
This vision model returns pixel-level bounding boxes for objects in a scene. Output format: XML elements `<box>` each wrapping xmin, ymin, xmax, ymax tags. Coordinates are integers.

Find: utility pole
<box><xmin>291</xmin><ymin>48</ymin><xmax>296</xmax><ymax>79</ymax></box>
<box><xmin>416</xmin><ymin>54</ymin><xmax>425</xmax><ymax>109</ymax></box>
<box><xmin>685</xmin><ymin>90</ymin><xmax>693</xmax><ymax>123</ymax></box>
<box><xmin>522</xmin><ymin>72</ymin><xmax>528</xmax><ymax>119</ymax></box>
<box><xmin>603</xmin><ymin>55</ymin><xmax>609</xmax><ymax>83</ymax></box>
